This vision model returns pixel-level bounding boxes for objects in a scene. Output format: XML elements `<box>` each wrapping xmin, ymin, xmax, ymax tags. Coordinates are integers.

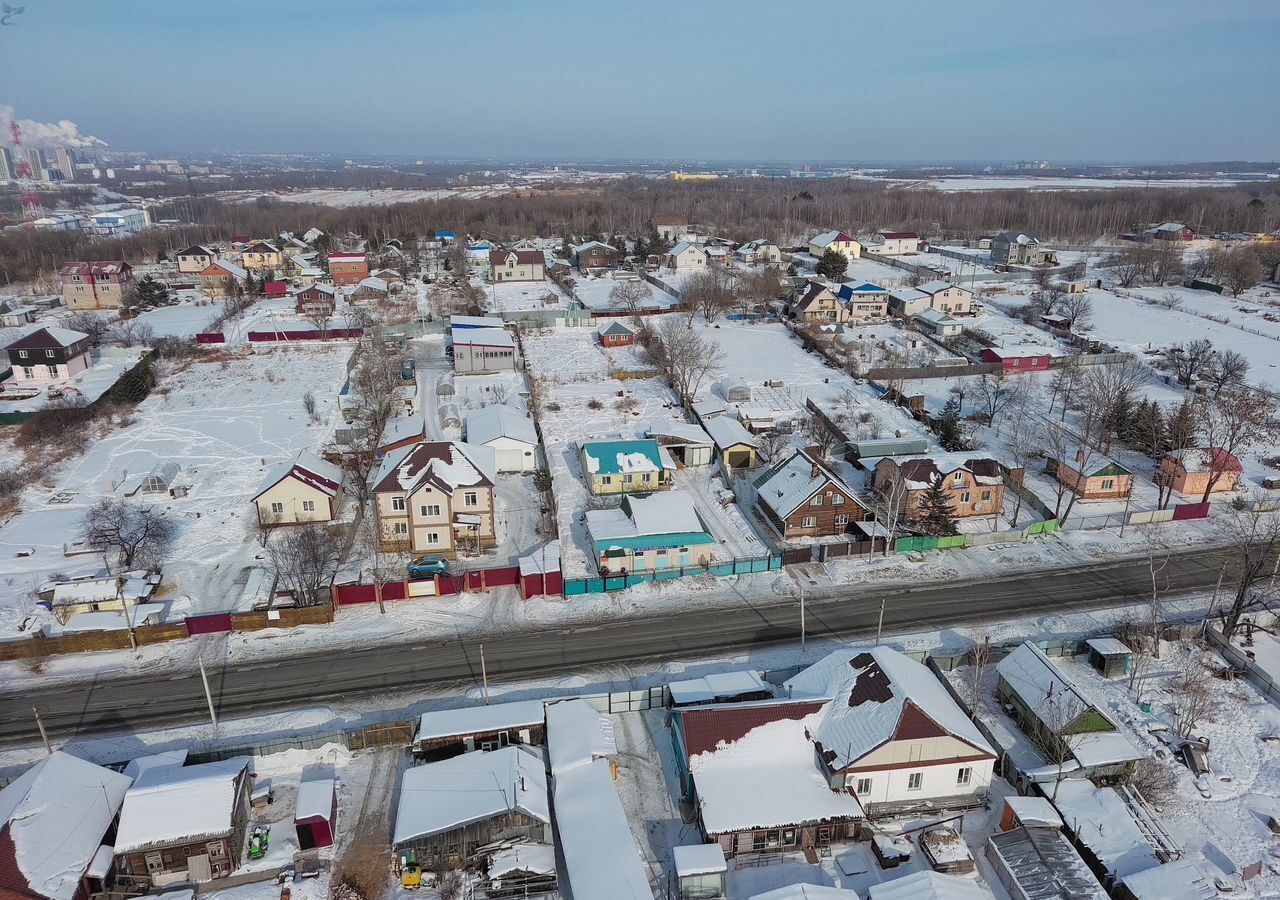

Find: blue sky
<box><xmin>2</xmin><ymin>0</ymin><xmax>1277</xmax><ymax>162</ymax></box>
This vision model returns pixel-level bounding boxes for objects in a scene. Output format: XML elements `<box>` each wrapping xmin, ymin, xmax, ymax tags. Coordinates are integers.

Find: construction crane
<box><xmin>9</xmin><ymin>118</ymin><xmax>43</xmax><ymax>223</ymax></box>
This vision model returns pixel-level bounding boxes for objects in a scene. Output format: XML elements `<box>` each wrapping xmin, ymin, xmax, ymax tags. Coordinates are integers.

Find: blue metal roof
<box><xmin>837</xmin><ymin>282</ymin><xmax>888</xmax><ymax>299</ymax></box>
<box><xmin>581</xmin><ymin>439</ymin><xmax>666</xmax><ymax>476</ymax></box>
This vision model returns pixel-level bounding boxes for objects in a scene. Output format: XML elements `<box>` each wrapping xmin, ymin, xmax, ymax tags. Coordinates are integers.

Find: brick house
<box><xmin>753</xmin><ymin>448</ymin><xmax>868</xmax><ymax>539</ymax></box>
<box><xmin>488</xmin><ymin>249</ymin><xmax>545</xmax><ymax>282</ymax></box>
<box><xmin>327</xmin><ymin>252</ymin><xmax>369</xmax><ymax>285</ymax></box>
<box><xmin>5</xmin><ymin>326</ymin><xmax>92</xmax><ymax>382</ymax></box>
<box><xmin>175</xmin><ymin>244</ymin><xmax>217</xmax><ymax>276</ymax></box>
<box><xmin>1156</xmin><ymin>446</ymin><xmax>1242</xmax><ymax>497</ymax></box>
<box><xmin>598</xmin><ymin>321</ymin><xmax>635</xmax><ymax>347</ymax></box>
<box><xmin>60</xmin><ymin>261</ymin><xmax>134</xmax><ymax>311</ymax></box>
<box><xmin>872</xmin><ymin>454</ymin><xmax>1007</xmax><ymax>520</ymax></box>
<box><xmin>295</xmin><ymin>282</ymin><xmax>337</xmax><ymax>315</ymax></box>
<box><xmin>113</xmin><ymin>759</ymin><xmax>252</xmax><ymax>886</ymax></box>
<box><xmin>373</xmin><ymin>440</ymin><xmax>497</xmax><ymax>557</ymax></box>
<box><xmin>198</xmin><ymin>259</ymin><xmax>248</xmax><ymax>298</ymax></box>
<box><xmin>1048</xmin><ymin>450</ymin><xmax>1132</xmax><ymax>500</ymax></box>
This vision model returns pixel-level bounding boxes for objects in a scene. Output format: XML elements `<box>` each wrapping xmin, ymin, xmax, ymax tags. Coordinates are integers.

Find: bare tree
<box><xmin>1168</xmin><ymin>649</ymin><xmax>1213</xmax><ymax>739</ymax></box>
<box><xmin>973</xmin><ymin>370</ymin><xmax>1016</xmax><ymax>432</ymax></box>
<box><xmin>802</xmin><ymin>408</ymin><xmax>837</xmax><ymax>460</ymax></box>
<box><xmin>757</xmin><ymin>429</ymin><xmax>790</xmax><ymax>462</ymax></box>
<box><xmin>251</xmin><ymin>510</ymin><xmax>280</xmax><ymax>548</ymax></box>
<box><xmin>1056</xmin><ymin>293</ymin><xmax>1094</xmax><ymax>333</ymax></box>
<box><xmin>63</xmin><ymin>311</ymin><xmax>115</xmax><ymax>348</ymax></box>
<box><xmin>735</xmin><ymin>265</ymin><xmax>782</xmax><ymax>315</ymax></box>
<box><xmin>1195</xmin><ymin>387</ymin><xmax>1280</xmax><ymax>501</ymax></box>
<box><xmin>1045</xmin><ymin>354</ymin><xmax>1083</xmax><ymax>421</ymax></box>
<box><xmin>968</xmin><ymin>635</ymin><xmax>991</xmax><ymax>711</ymax></box>
<box><xmin>608</xmin><ymin>279</ymin><xmax>653</xmax><ymax>315</ymax></box>
<box><xmin>1107</xmin><ymin>244</ymin><xmax>1150</xmax><ymax>288</ymax></box>
<box><xmin>1004</xmin><ymin>385</ymin><xmax>1042</xmax><ymax>527</ymax></box>
<box><xmin>81</xmin><ymin>499</ymin><xmax>176</xmax><ymax>572</ymax></box>
<box><xmin>1217</xmin><ymin>498</ymin><xmax>1280</xmax><ymax>638</ymax></box>
<box><xmin>1203</xmin><ymin>349</ymin><xmax>1250</xmax><ymax>395</ymax></box>
<box><xmin>1167</xmin><ymin>339</ymin><xmax>1216</xmax><ymax>388</ymax></box>
<box><xmin>1038</xmin><ymin>684</ymin><xmax>1087</xmax><ymax>801</ymax></box>
<box><xmin>653</xmin><ymin>318</ymin><xmax>723</xmax><ymax>404</ymax></box>
<box><xmin>1080</xmin><ymin>358</ymin><xmax>1149</xmax><ymax>452</ymax></box>
<box><xmin>1042</xmin><ymin>421</ymin><xmax>1091</xmax><ymax>525</ymax></box>
<box><xmin>1217</xmin><ymin>246</ymin><xmax>1264</xmax><ymax>297</ymax></box>
<box><xmin>264</xmin><ymin>522</ymin><xmax>343</xmax><ymax>607</ymax></box>
<box><xmin>872</xmin><ymin>467</ymin><xmax>911</xmax><ymax>558</ymax></box>
<box><xmin>303</xmin><ymin>305</ymin><xmax>334</xmax><ymax>341</ymax></box>
<box><xmin>1125</xmin><ymin>757</ymin><xmax>1180</xmax><ymax>808</ymax></box>
<box><xmin>683</xmin><ymin>267</ymin><xmax>736</xmax><ymax>324</ymax></box>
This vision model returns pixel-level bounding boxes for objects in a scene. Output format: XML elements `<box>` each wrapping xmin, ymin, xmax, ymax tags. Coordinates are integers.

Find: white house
<box><xmin>916</xmin><ymin>308</ymin><xmax>964</xmax><ymax>338</ymax></box>
<box><xmin>808</xmin><ymin>230</ymin><xmax>861</xmax><ymax>261</ymax></box>
<box><xmin>666</xmin><ymin>241</ymin><xmax>709</xmax><ymax>271</ymax></box>
<box><xmin>785</xmin><ymin>646</ymin><xmax>997</xmax><ymax>815</ymax></box>
<box><xmin>860</xmin><ymin>231</ymin><xmax>920</xmax><ymax>256</ymax></box>
<box><xmin>465</xmin><ymin>404</ymin><xmax>539</xmax><ymax>472</ymax></box>
<box><xmin>251</xmin><ymin>450</ymin><xmax>344</xmax><ymax>525</ymax></box>
<box><xmin>734</xmin><ymin>239</ymin><xmax>782</xmax><ymax>265</ymax></box>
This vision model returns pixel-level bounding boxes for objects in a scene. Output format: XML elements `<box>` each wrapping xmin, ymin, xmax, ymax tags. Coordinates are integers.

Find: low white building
<box><xmin>465</xmin><ymin>404</ymin><xmax>539</xmax><ymax>472</ymax></box>
<box><xmin>785</xmin><ymin>646</ymin><xmax>997</xmax><ymax>815</ymax></box>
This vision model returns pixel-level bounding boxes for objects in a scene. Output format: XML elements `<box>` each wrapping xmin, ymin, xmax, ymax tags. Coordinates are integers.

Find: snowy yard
<box><xmin>0</xmin><ymin>346</ymin><xmax>350</xmax><ymax>636</ymax></box>
<box><xmin>474</xmin><ymin>276</ymin><xmax>570</xmax><ymax>312</ymax></box>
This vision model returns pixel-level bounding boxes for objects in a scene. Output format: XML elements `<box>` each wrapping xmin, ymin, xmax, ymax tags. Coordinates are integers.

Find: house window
<box><xmin>835</xmin><ymin>514</ymin><xmax>849</xmax><ymax>526</ymax></box>
<box><xmin>393</xmin><ymin>521</ymin><xmax>408</xmax><ymax>535</ymax></box>
<box><xmin>392</xmin><ymin>496</ymin><xmax>407</xmax><ymax>511</ymax></box>
<box><xmin>600</xmin><ymin>475</ymin><xmax>612</xmax><ymax>485</ymax></box>
<box><xmin>960</xmin><ymin>491</ymin><xmax>971</xmax><ymax>503</ymax></box>
<box><xmin>907</xmin><ymin>772</ymin><xmax>923</xmax><ymax>791</ymax></box>
<box><xmin>46</xmin><ymin>365</ymin><xmax>58</xmax><ymax>377</ymax></box>
<box><xmin>981</xmin><ymin>490</ymin><xmax>992</xmax><ymax>501</ymax></box>
<box><xmin>426</xmin><ymin>532</ymin><xmax>440</xmax><ymax>545</ymax></box>
<box><xmin>856</xmin><ymin>777</ymin><xmax>872</xmax><ymax>795</ymax></box>
<box><xmin>17</xmin><ymin>350</ymin><xmax>26</xmax><ymax>358</ymax></box>
<box><xmin>831</xmin><ymin>494</ymin><xmax>844</xmax><ymax>505</ymax></box>
<box><xmin>953</xmin><ymin>472</ymin><xmax>964</xmax><ymax>483</ymax></box>
<box><xmin>957</xmin><ymin>767</ymin><xmax>972</xmax><ymax>786</ymax></box>
<box><xmin>464</xmin><ymin>491</ymin><xmax>478</xmax><ymax>507</ymax></box>
<box><xmin>421</xmin><ymin>504</ymin><xmax>441</xmax><ymax>517</ymax></box>
<box><xmin>270</xmin><ymin>502</ymin><xmax>284</xmax><ymax>514</ymax></box>
<box><xmin>801</xmin><ymin>516</ymin><xmax>817</xmax><ymax>528</ymax></box>
<box><xmin>752</xmin><ymin>832</ymin><xmax>766</xmax><ymax>851</ymax></box>
<box><xmin>45</xmin><ymin>349</ymin><xmax>55</xmax><ymax>358</ymax></box>
<box><xmin>207</xmin><ymin>841</ymin><xmax>225</xmax><ymax>859</ymax></box>
<box><xmin>302</xmin><ymin>500</ymin><xmax>315</xmax><ymax>512</ymax></box>
<box><xmin>810</xmin><ymin>496</ymin><xmax>822</xmax><ymax>506</ymax></box>
<box><xmin>145</xmin><ymin>853</ymin><xmax>164</xmax><ymax>873</ymax></box>
<box><xmin>1101</xmin><ymin>478</ymin><xmax>1115</xmax><ymax>490</ymax></box>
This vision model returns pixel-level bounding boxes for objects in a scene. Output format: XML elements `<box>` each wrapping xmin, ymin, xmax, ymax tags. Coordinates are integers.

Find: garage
<box><xmin>465</xmin><ymin>404</ymin><xmax>540</xmax><ymax>474</ymax></box>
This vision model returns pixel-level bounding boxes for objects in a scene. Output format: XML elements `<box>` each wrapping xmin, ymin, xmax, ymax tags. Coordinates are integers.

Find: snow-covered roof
<box><xmin>917</xmin><ymin>279</ymin><xmax>962</xmax><ymax>295</ymax></box>
<box><xmin>450</xmin><ymin>314</ymin><xmax>506</xmax><ymax>329</ymax></box>
<box><xmin>646</xmin><ymin>419</ymin><xmax>712</xmax><ymax>444</ymax></box>
<box><xmin>519</xmin><ymin>540</ymin><xmax>561</xmax><ymax>577</ymax></box>
<box><xmin>1050</xmin><ymin>780</ymin><xmax>1159</xmax><ymax>880</ymax></box>
<box><xmin>581</xmin><ymin>438</ymin><xmax>670</xmax><ymax>475</ymax></box>
<box><xmin>209</xmin><ymin>259</ymin><xmax>248</xmax><ymax>280</ymax></box>
<box><xmin>357</xmin><ymin>276</ymin><xmax>389</xmax><ymax>292</ymax></box>
<box><xmin>488</xmin><ymin>843</ymin><xmax>556</xmax><ymax>880</ymax></box>
<box><xmin>1166</xmin><ymin>446</ymin><xmax>1242</xmax><ymax>474</ymax></box>
<box><xmin>753</xmin><ymin>449</ymin><xmax>861</xmax><ymax>520</ymax></box>
<box><xmin>552</xmin><ymin>758</ymin><xmax>653</xmax><ymax>900</ymax></box>
<box><xmin>122</xmin><ymin>750</ymin><xmax>187</xmax><ymax>783</ymax></box>
<box><xmin>702</xmin><ymin>415</ymin><xmax>759</xmax><ymax>451</ymax></box>
<box><xmin>785</xmin><ymin>646</ymin><xmax>994</xmax><ymax>770</ymax></box>
<box><xmin>453</xmin><ymin>328</ymin><xmax>515</xmax><ymax>349</ymax></box>
<box><xmin>414</xmin><ymin>698</ymin><xmax>546</xmax><ymax>742</ymax></box>
<box><xmin>1066</xmin><ymin>730</ymin><xmax>1143</xmax><ymax>769</ymax></box>
<box><xmin>380</xmin><ymin>414</ymin><xmax>426</xmax><ymax>448</ymax></box>
<box><xmin>59</xmin><ymin>603</ymin><xmax>165</xmax><ymax>633</ymax></box>
<box><xmin>0</xmin><ymin>752</ymin><xmax>132</xmax><ymax>900</ymax></box>
<box><xmin>6</xmin><ymin>325</ymin><xmax>91</xmax><ymax>351</ymax></box>
<box><xmin>669</xmin><ymin>240</ymin><xmax>705</xmax><ymax>258</ymax></box>
<box><xmin>749</xmin><ymin>887</ymin><xmax>858</xmax><ymax>900</ymax></box>
<box><xmin>672</xmin><ymin>843</ymin><xmax>727</xmax><ymax>877</ymax></box>
<box><xmin>810</xmin><ymin>230</ymin><xmax>854</xmax><ymax>247</ymax></box>
<box><xmin>918</xmin><ymin>309</ymin><xmax>960</xmax><ymax>326</ymax></box>
<box><xmin>294</xmin><ymin>779</ymin><xmax>334</xmax><ymax>823</ymax></box>
<box><xmin>546</xmin><ymin>699</ymin><xmax>617</xmax><ymax>775</ymax></box>
<box><xmin>889</xmin><ymin>288</ymin><xmax>928</xmax><ymax>304</ymax></box>
<box><xmin>1084</xmin><ymin>637</ymin><xmax>1131</xmax><ymax>657</ymax></box>
<box><xmin>687</xmin><ymin>704</ymin><xmax>864</xmax><ymax>834</ymax></box>
<box><xmin>880</xmin><ymin>453</ymin><xmax>1005</xmax><ymax>491</ymax></box>
<box><xmin>868</xmin><ymin>871</ymin><xmax>994</xmax><ymax>900</ymax></box>
<box><xmin>253</xmin><ymin>449</ymin><xmax>343</xmax><ymax>500</ymax></box>
<box><xmin>988</xmin><ymin>825</ymin><xmax>1108</xmax><ymax>900</ymax></box>
<box><xmin>1121</xmin><ymin>857</ymin><xmax>1216</xmax><ymax>900</ymax></box>
<box><xmin>1003</xmin><ymin>795</ymin><xmax>1062</xmax><ymax>828</ymax></box>
<box><xmin>114</xmin><ymin>758</ymin><xmax>249</xmax><ymax>853</ymax></box>
<box><xmin>373</xmin><ymin>441</ymin><xmax>496</xmax><ymax>495</ymax></box>
<box><xmin>986</xmin><ymin>344</ymin><xmax>1057</xmax><ymax>359</ymax></box>
<box><xmin>669</xmin><ymin>671</ymin><xmax>770</xmax><ymax>705</ymax></box>
<box><xmin>996</xmin><ymin>641</ymin><xmax>1102</xmax><ymax>728</ymax></box>
<box><xmin>393</xmin><ymin>745</ymin><xmax>549</xmax><ymax>845</ymax></box>
<box><xmin>466</xmin><ymin>404</ymin><xmax>538</xmax><ymax>448</ymax></box>
<box><xmin>586</xmin><ymin>491</ymin><xmax>711</xmax><ymax>548</ymax></box>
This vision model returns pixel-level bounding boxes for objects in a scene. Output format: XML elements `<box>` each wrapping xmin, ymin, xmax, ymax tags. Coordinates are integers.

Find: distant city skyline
<box><xmin>3</xmin><ymin>0</ymin><xmax>1277</xmax><ymax>162</ymax></box>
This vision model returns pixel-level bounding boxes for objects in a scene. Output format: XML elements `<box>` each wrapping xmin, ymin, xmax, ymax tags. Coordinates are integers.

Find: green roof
<box><xmin>581</xmin><ymin>439</ymin><xmax>666</xmax><ymax>476</ymax></box>
<box><xmin>592</xmin><ymin>531</ymin><xmax>713</xmax><ymax>553</ymax></box>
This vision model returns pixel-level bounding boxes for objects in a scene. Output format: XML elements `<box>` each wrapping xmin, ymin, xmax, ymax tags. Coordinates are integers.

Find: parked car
<box><xmin>407</xmin><ymin>556</ymin><xmax>450</xmax><ymax>578</ymax></box>
<box><xmin>401</xmin><ymin>358</ymin><xmax>416</xmax><ymax>381</ymax></box>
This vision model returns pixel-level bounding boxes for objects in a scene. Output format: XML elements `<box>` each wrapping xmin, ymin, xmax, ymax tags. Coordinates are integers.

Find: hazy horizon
<box><xmin>3</xmin><ymin>0</ymin><xmax>1277</xmax><ymax>162</ymax></box>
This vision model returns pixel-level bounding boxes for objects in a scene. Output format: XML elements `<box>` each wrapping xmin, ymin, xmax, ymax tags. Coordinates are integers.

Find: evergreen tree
<box><xmin>560</xmin><ymin>234</ymin><xmax>572</xmax><ymax>259</ymax></box>
<box><xmin>1166</xmin><ymin>397</ymin><xmax>1199</xmax><ymax>451</ymax></box>
<box><xmin>1130</xmin><ymin>400</ymin><xmax>1167</xmax><ymax>457</ymax></box>
<box><xmin>917</xmin><ymin>476</ymin><xmax>959</xmax><ymax>536</ymax></box>
<box><xmin>935</xmin><ymin>398</ymin><xmax>965</xmax><ymax>451</ymax></box>
<box><xmin>131</xmin><ymin>274</ymin><xmax>169</xmax><ymax>312</ymax></box>
<box><xmin>815</xmin><ymin>249</ymin><xmax>849</xmax><ymax>280</ymax></box>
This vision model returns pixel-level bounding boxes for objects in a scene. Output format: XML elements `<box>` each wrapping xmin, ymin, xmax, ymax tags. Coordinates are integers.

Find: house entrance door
<box><xmin>187</xmin><ymin>854</ymin><xmax>212</xmax><ymax>882</ymax></box>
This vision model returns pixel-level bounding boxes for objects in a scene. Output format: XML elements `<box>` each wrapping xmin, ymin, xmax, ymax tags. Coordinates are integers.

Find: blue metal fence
<box><xmin>562</xmin><ymin>554</ymin><xmax>782</xmax><ymax>597</ymax></box>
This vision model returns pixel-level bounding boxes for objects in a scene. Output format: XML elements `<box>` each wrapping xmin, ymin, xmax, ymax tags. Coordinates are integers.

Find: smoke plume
<box><xmin>0</xmin><ymin>105</ymin><xmax>109</xmax><ymax>150</ymax></box>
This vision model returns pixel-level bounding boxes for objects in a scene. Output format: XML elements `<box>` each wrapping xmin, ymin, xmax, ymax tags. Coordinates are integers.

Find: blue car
<box><xmin>407</xmin><ymin>556</ymin><xmax>450</xmax><ymax>578</ymax></box>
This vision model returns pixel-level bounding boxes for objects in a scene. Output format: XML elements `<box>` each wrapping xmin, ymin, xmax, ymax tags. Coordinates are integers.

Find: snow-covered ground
<box><xmin>474</xmin><ymin>276</ymin><xmax>570</xmax><ymax>313</ymax></box>
<box><xmin>0</xmin><ymin>347</ymin><xmax>146</xmax><ymax>412</ymax></box>
<box><xmin>0</xmin><ymin>346</ymin><xmax>350</xmax><ymax>636</ymax></box>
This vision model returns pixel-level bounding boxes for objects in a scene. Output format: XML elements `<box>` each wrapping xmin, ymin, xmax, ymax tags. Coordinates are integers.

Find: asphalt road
<box><xmin>0</xmin><ymin>547</ymin><xmax>1235</xmax><ymax>745</ymax></box>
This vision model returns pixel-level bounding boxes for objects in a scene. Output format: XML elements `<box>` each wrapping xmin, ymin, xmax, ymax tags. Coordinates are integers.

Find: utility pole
<box><xmin>32</xmin><ymin>706</ymin><xmax>51</xmax><ymax>756</ymax></box>
<box><xmin>799</xmin><ymin>585</ymin><xmax>806</xmax><ymax>652</ymax></box>
<box><xmin>121</xmin><ymin>593</ymin><xmax>138</xmax><ymax>651</ymax></box>
<box><xmin>875</xmin><ymin>596</ymin><xmax>887</xmax><ymax>646</ymax></box>
<box><xmin>479</xmin><ymin>643</ymin><xmax>490</xmax><ymax>705</ymax></box>
<box><xmin>198</xmin><ymin>656</ymin><xmax>218</xmax><ymax>730</ymax></box>
<box><xmin>1118</xmin><ymin>487</ymin><xmax>1133</xmax><ymax>538</ymax></box>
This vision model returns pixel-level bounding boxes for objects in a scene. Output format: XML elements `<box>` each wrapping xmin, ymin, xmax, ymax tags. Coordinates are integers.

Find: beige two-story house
<box><xmin>872</xmin><ymin>454</ymin><xmax>1007</xmax><ymax>520</ymax></box>
<box><xmin>373</xmin><ymin>441</ymin><xmax>498</xmax><ymax>557</ymax></box>
<box><xmin>792</xmin><ymin>281</ymin><xmax>844</xmax><ymax>323</ymax></box>
<box><xmin>241</xmin><ymin>241</ymin><xmax>284</xmax><ymax>273</ymax></box>
<box><xmin>488</xmin><ymin>249</ymin><xmax>545</xmax><ymax>283</ymax></box>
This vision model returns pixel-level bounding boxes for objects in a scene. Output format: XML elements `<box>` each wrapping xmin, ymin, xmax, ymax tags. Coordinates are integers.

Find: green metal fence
<box><xmin>896</xmin><ymin>520</ymin><xmax>1059</xmax><ymax>554</ymax></box>
<box><xmin>562</xmin><ymin>554</ymin><xmax>782</xmax><ymax>596</ymax></box>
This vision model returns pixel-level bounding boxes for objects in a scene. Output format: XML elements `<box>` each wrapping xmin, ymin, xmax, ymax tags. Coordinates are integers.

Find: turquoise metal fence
<box><xmin>561</xmin><ymin>554</ymin><xmax>782</xmax><ymax>597</ymax></box>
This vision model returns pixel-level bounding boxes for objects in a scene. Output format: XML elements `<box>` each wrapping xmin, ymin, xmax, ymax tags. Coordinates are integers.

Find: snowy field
<box><xmin>0</xmin><ymin>346</ymin><xmax>350</xmax><ymax>637</ymax></box>
<box><xmin>474</xmin><ymin>276</ymin><xmax>570</xmax><ymax>312</ymax></box>
<box><xmin>133</xmin><ymin>300</ymin><xmax>221</xmax><ymax>338</ymax></box>
<box><xmin>570</xmin><ymin>273</ymin><xmax>680</xmax><ymax>311</ymax></box>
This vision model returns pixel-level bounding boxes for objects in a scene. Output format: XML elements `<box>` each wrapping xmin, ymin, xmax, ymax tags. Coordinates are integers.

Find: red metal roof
<box><xmin>879</xmin><ymin>231</ymin><xmax>919</xmax><ymax>240</ymax></box>
<box><xmin>678</xmin><ymin>700</ymin><xmax>825</xmax><ymax>758</ymax></box>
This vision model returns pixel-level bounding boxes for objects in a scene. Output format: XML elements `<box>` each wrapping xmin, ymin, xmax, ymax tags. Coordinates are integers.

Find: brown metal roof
<box><xmin>678</xmin><ymin>700</ymin><xmax>825</xmax><ymax>758</ymax></box>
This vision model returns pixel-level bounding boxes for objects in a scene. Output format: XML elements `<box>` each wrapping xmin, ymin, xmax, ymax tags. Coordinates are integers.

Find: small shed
<box><xmin>1084</xmin><ymin>637</ymin><xmax>1133</xmax><ymax>679</ymax></box>
<box><xmin>722</xmin><ymin>380</ymin><xmax>751</xmax><ymax>403</ymax></box>
<box><xmin>439</xmin><ymin>403</ymin><xmax>462</xmax><ymax>429</ymax></box>
<box><xmin>294</xmin><ymin>778</ymin><xmax>337</xmax><ymax>850</ymax></box>
<box><xmin>672</xmin><ymin>844</ymin><xmax>727</xmax><ymax>900</ymax></box>
<box><xmin>141</xmin><ymin>462</ymin><xmax>181</xmax><ymax>494</ymax></box>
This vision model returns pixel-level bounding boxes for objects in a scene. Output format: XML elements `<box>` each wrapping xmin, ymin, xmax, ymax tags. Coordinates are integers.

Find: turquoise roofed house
<box><xmin>585</xmin><ymin>492</ymin><xmax>715</xmax><ymax>574</ymax></box>
<box><xmin>579</xmin><ymin>438</ymin><xmax>675</xmax><ymax>495</ymax></box>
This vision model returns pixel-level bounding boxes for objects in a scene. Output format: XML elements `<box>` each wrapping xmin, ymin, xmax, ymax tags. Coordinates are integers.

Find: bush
<box><xmin>587</xmin><ymin>398</ymin><xmax>603</xmax><ymax>410</ymax></box>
